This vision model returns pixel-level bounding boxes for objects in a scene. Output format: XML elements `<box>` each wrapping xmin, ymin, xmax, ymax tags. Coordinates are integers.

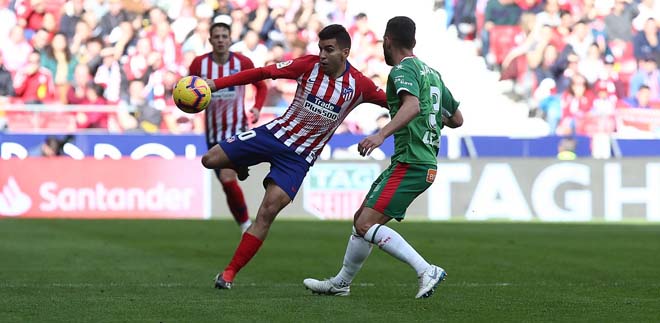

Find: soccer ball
<box><xmin>173</xmin><ymin>76</ymin><xmax>212</xmax><ymax>113</ymax></box>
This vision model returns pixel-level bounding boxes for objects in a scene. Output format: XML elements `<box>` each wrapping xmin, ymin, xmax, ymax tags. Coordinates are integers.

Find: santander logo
<box><xmin>0</xmin><ymin>177</ymin><xmax>32</xmax><ymax>216</ymax></box>
<box><xmin>39</xmin><ymin>182</ymin><xmax>195</xmax><ymax>212</ymax></box>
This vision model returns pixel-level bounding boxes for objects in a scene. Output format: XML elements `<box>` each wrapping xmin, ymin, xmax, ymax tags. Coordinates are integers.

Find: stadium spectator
<box><xmin>75</xmin><ymin>82</ymin><xmax>110</xmax><ymax>129</ymax></box>
<box><xmin>69</xmin><ymin>20</ymin><xmax>93</xmax><ymax>56</ymax></box>
<box><xmin>16</xmin><ymin>0</ymin><xmax>49</xmax><ymax>35</ymax></box>
<box><xmin>629</xmin><ymin>54</ymin><xmax>660</xmax><ymax>100</ymax></box>
<box><xmin>93</xmin><ymin>48</ymin><xmax>122</xmax><ymax>103</ymax></box>
<box><xmin>2</xmin><ymin>26</ymin><xmax>33</xmax><ymax>74</ymax></box>
<box><xmin>558</xmin><ymin>74</ymin><xmax>593</xmax><ymax>135</ymax></box>
<box><xmin>579</xmin><ymin>43</ymin><xmax>606</xmax><ymax>85</ymax></box>
<box><xmin>229</xmin><ymin>9</ymin><xmax>250</xmax><ymax>43</ymax></box>
<box><xmin>117</xmin><ymin>79</ymin><xmax>162</xmax><ymax>133</ymax></box>
<box><xmin>59</xmin><ymin>0</ymin><xmax>85</xmax><ymax>40</ymax></box>
<box><xmin>99</xmin><ymin>0</ymin><xmax>131</xmax><ymax>40</ymax></box>
<box><xmin>145</xmin><ymin>6</ymin><xmax>180</xmax><ymax>70</ymax></box>
<box><xmin>482</xmin><ymin>0</ymin><xmax>522</xmax><ymax>65</ymax></box>
<box><xmin>13</xmin><ymin>51</ymin><xmax>56</xmax><ymax>104</ymax></box>
<box><xmin>621</xmin><ymin>84</ymin><xmax>654</xmax><ymax>109</ymax></box>
<box><xmin>30</xmin><ymin>28</ymin><xmax>53</xmax><ymax>53</ymax></box>
<box><xmin>41</xmin><ymin>33</ymin><xmax>79</xmax><ymax>103</ymax></box>
<box><xmin>325</xmin><ymin>0</ymin><xmax>351</xmax><ymax>26</ymax></box>
<box><xmin>79</xmin><ymin>37</ymin><xmax>104</xmax><ymax>75</ymax></box>
<box><xmin>632</xmin><ymin>0</ymin><xmax>660</xmax><ymax>32</ymax></box>
<box><xmin>0</xmin><ymin>51</ymin><xmax>15</xmax><ymax>101</ymax></box>
<box><xmin>66</xmin><ymin>64</ymin><xmax>92</xmax><ymax>105</ymax></box>
<box><xmin>633</xmin><ymin>18</ymin><xmax>660</xmax><ymax>63</ymax></box>
<box><xmin>604</xmin><ymin>0</ymin><xmax>638</xmax><ymax>43</ymax></box>
<box><xmin>230</xmin><ymin>29</ymin><xmax>269</xmax><ymax>67</ymax></box>
<box><xmin>247</xmin><ymin>0</ymin><xmax>273</xmax><ymax>39</ymax></box>
<box><xmin>123</xmin><ymin>36</ymin><xmax>153</xmax><ymax>83</ymax></box>
<box><xmin>534</xmin><ymin>0</ymin><xmax>561</xmax><ymax>29</ymax></box>
<box><xmin>0</xmin><ymin>0</ymin><xmax>17</xmax><ymax>41</ymax></box>
<box><xmin>556</xmin><ymin>137</ymin><xmax>577</xmax><ymax>160</ymax></box>
<box><xmin>180</xmin><ymin>14</ymin><xmax>212</xmax><ymax>56</ymax></box>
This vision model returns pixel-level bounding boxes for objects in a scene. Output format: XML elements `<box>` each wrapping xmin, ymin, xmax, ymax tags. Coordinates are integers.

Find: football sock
<box><xmin>221</xmin><ymin>180</ymin><xmax>250</xmax><ymax>225</ymax></box>
<box><xmin>364</xmin><ymin>224</ymin><xmax>431</xmax><ymax>276</ymax></box>
<box><xmin>223</xmin><ymin>232</ymin><xmax>263</xmax><ymax>282</ymax></box>
<box><xmin>331</xmin><ymin>227</ymin><xmax>373</xmax><ymax>287</ymax></box>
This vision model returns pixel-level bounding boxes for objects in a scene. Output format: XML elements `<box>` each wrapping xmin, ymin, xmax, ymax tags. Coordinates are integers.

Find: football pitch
<box><xmin>1</xmin><ymin>219</ymin><xmax>659</xmax><ymax>322</ymax></box>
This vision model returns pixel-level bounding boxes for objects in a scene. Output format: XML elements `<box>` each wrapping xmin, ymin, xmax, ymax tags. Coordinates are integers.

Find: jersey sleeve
<box><xmin>188</xmin><ymin>56</ymin><xmax>201</xmax><ymax>76</ymax></box>
<box><xmin>262</xmin><ymin>55</ymin><xmax>318</xmax><ymax>80</ymax></box>
<box><xmin>389</xmin><ymin>61</ymin><xmax>420</xmax><ymax>98</ymax></box>
<box><xmin>361</xmin><ymin>77</ymin><xmax>387</xmax><ymax>108</ymax></box>
<box><xmin>238</xmin><ymin>54</ymin><xmax>268</xmax><ymax>110</ymax></box>
<box><xmin>440</xmin><ymin>76</ymin><xmax>460</xmax><ymax>115</ymax></box>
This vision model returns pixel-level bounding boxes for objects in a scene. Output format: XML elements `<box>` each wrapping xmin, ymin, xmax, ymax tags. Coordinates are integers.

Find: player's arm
<box><xmin>358</xmin><ymin>92</ymin><xmax>420</xmax><ymax>157</ymax></box>
<box><xmin>362</xmin><ymin>78</ymin><xmax>388</xmax><ymax>109</ymax></box>
<box><xmin>241</xmin><ymin>57</ymin><xmax>268</xmax><ymax>122</ymax></box>
<box><xmin>439</xmin><ymin>82</ymin><xmax>462</xmax><ymax>128</ymax></box>
<box><xmin>442</xmin><ymin>108</ymin><xmax>463</xmax><ymax>128</ymax></box>
<box><xmin>206</xmin><ymin>55</ymin><xmax>314</xmax><ymax>92</ymax></box>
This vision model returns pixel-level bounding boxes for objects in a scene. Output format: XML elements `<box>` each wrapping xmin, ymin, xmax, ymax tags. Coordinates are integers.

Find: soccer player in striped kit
<box><xmin>201</xmin><ymin>24</ymin><xmax>388</xmax><ymax>290</ymax></box>
<box><xmin>189</xmin><ymin>21</ymin><xmax>267</xmax><ymax>233</ymax></box>
<box><xmin>303</xmin><ymin>16</ymin><xmax>464</xmax><ymax>299</ymax></box>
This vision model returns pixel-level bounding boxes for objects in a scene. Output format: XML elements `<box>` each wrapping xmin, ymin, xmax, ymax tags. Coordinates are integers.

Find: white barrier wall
<box><xmin>211</xmin><ymin>159</ymin><xmax>660</xmax><ymax>222</ymax></box>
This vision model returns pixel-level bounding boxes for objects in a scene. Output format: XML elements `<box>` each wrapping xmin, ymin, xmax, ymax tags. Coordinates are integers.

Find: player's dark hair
<box><xmin>318</xmin><ymin>24</ymin><xmax>351</xmax><ymax>49</ymax></box>
<box><xmin>385</xmin><ymin>16</ymin><xmax>416</xmax><ymax>49</ymax></box>
<box><xmin>210</xmin><ymin>22</ymin><xmax>231</xmax><ymax>35</ymax></box>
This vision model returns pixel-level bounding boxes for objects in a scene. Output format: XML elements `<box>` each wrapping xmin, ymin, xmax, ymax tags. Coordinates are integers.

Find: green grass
<box><xmin>1</xmin><ymin>219</ymin><xmax>659</xmax><ymax>322</ymax></box>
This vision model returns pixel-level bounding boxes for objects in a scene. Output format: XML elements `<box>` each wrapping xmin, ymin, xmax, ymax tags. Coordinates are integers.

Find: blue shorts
<box><xmin>219</xmin><ymin>125</ymin><xmax>310</xmax><ymax>200</ymax></box>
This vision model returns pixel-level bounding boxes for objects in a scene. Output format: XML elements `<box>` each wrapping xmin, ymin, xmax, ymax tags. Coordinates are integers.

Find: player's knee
<box><xmin>201</xmin><ymin>153</ymin><xmax>215</xmax><ymax>169</ymax></box>
<box><xmin>354</xmin><ymin>222</ymin><xmax>371</xmax><ymax>237</ymax></box>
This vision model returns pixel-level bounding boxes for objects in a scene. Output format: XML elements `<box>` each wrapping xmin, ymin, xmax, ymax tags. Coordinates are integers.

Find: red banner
<box><xmin>0</xmin><ymin>158</ymin><xmax>207</xmax><ymax>219</ymax></box>
<box><xmin>616</xmin><ymin>108</ymin><xmax>660</xmax><ymax>131</ymax></box>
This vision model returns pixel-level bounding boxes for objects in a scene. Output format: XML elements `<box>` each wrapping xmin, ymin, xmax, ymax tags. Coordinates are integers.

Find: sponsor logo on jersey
<box><xmin>226</xmin><ymin>135</ymin><xmax>236</xmax><ymax>143</ymax></box>
<box><xmin>303</xmin><ymin>94</ymin><xmax>340</xmax><ymax>121</ymax></box>
<box><xmin>394</xmin><ymin>75</ymin><xmax>414</xmax><ymax>87</ymax></box>
<box><xmin>212</xmin><ymin>88</ymin><xmax>237</xmax><ymax>99</ymax></box>
<box><xmin>426</xmin><ymin>169</ymin><xmax>437</xmax><ymax>183</ymax></box>
<box><xmin>276</xmin><ymin>60</ymin><xmax>293</xmax><ymax>69</ymax></box>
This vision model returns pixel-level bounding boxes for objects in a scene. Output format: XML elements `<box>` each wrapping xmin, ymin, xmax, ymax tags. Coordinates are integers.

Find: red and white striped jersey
<box><xmin>262</xmin><ymin>55</ymin><xmax>387</xmax><ymax>164</ymax></box>
<box><xmin>189</xmin><ymin>52</ymin><xmax>266</xmax><ymax>144</ymax></box>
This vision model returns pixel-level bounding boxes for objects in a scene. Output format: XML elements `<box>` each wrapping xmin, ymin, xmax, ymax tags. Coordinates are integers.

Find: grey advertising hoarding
<box><xmin>210</xmin><ymin>159</ymin><xmax>660</xmax><ymax>222</ymax></box>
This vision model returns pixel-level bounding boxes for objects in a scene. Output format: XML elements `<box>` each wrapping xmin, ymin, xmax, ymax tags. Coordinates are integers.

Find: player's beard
<box><xmin>384</xmin><ymin>49</ymin><xmax>394</xmax><ymax>66</ymax></box>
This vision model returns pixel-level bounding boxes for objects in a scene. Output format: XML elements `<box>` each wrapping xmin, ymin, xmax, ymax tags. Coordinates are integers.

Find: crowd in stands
<box><xmin>0</xmin><ymin>0</ymin><xmax>389</xmax><ymax>134</ymax></box>
<box><xmin>449</xmin><ymin>0</ymin><xmax>660</xmax><ymax>136</ymax></box>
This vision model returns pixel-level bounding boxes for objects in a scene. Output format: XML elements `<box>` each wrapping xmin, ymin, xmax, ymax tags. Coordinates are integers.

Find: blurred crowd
<box><xmin>0</xmin><ymin>0</ymin><xmax>389</xmax><ymax>134</ymax></box>
<box><xmin>448</xmin><ymin>0</ymin><xmax>660</xmax><ymax>136</ymax></box>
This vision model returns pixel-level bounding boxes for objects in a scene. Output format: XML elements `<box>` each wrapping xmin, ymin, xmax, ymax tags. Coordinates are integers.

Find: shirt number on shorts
<box><xmin>237</xmin><ymin>130</ymin><xmax>256</xmax><ymax>141</ymax></box>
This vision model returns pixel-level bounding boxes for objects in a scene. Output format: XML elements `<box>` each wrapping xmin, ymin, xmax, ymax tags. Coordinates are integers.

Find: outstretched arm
<box><xmin>206</xmin><ymin>67</ymin><xmax>271</xmax><ymax>92</ymax></box>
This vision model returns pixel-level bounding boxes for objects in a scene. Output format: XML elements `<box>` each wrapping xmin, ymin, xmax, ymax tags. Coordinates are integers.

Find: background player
<box><xmin>189</xmin><ymin>22</ymin><xmax>267</xmax><ymax>233</ymax></box>
<box><xmin>303</xmin><ymin>16</ymin><xmax>464</xmax><ymax>299</ymax></box>
<box><xmin>201</xmin><ymin>24</ymin><xmax>387</xmax><ymax>290</ymax></box>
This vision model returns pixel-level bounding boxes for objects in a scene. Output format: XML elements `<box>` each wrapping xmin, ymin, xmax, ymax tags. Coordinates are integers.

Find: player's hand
<box><xmin>205</xmin><ymin>79</ymin><xmax>217</xmax><ymax>92</ymax></box>
<box><xmin>358</xmin><ymin>133</ymin><xmax>385</xmax><ymax>157</ymax></box>
<box><xmin>250</xmin><ymin>107</ymin><xmax>260</xmax><ymax>123</ymax></box>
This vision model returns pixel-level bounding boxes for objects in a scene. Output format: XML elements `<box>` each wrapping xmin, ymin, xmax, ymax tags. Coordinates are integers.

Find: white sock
<box><xmin>364</xmin><ymin>224</ymin><xmax>431</xmax><ymax>276</ymax></box>
<box><xmin>239</xmin><ymin>219</ymin><xmax>252</xmax><ymax>233</ymax></box>
<box><xmin>330</xmin><ymin>227</ymin><xmax>373</xmax><ymax>287</ymax></box>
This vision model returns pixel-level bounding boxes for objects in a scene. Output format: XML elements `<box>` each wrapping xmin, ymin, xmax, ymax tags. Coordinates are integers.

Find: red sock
<box><xmin>223</xmin><ymin>232</ymin><xmax>263</xmax><ymax>282</ymax></box>
<box><xmin>221</xmin><ymin>180</ymin><xmax>249</xmax><ymax>224</ymax></box>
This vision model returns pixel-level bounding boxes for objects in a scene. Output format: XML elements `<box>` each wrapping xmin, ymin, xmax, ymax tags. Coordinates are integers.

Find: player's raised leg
<box><xmin>218</xmin><ymin>168</ymin><xmax>251</xmax><ymax>233</ymax></box>
<box><xmin>215</xmin><ymin>180</ymin><xmax>291</xmax><ymax>289</ymax></box>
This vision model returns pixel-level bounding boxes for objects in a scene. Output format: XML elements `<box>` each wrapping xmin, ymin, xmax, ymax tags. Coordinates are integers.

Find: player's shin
<box><xmin>222</xmin><ymin>232</ymin><xmax>263</xmax><ymax>282</ymax></box>
<box><xmin>364</xmin><ymin>224</ymin><xmax>431</xmax><ymax>276</ymax></box>
<box><xmin>331</xmin><ymin>226</ymin><xmax>373</xmax><ymax>287</ymax></box>
<box><xmin>221</xmin><ymin>180</ymin><xmax>250</xmax><ymax>226</ymax></box>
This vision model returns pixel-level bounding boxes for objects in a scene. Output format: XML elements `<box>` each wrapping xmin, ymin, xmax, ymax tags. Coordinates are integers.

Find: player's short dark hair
<box><xmin>210</xmin><ymin>22</ymin><xmax>231</xmax><ymax>35</ymax></box>
<box><xmin>385</xmin><ymin>16</ymin><xmax>416</xmax><ymax>49</ymax></box>
<box><xmin>318</xmin><ymin>24</ymin><xmax>351</xmax><ymax>49</ymax></box>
